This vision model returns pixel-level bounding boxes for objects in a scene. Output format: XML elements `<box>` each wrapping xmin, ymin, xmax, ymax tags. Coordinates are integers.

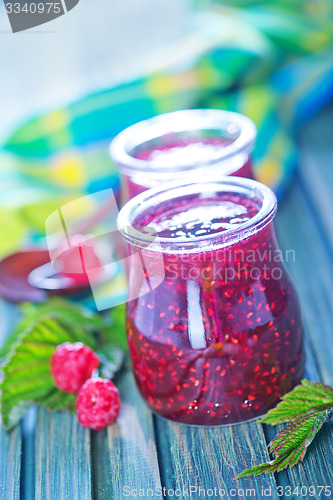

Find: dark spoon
<box><xmin>27</xmin><ymin>260</ymin><xmax>116</xmax><ymax>294</ymax></box>
<box><xmin>0</xmin><ymin>248</ymin><xmax>50</xmax><ymax>302</ymax></box>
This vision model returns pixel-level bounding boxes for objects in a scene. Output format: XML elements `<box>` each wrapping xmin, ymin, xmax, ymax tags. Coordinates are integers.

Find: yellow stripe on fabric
<box><xmin>51</xmin><ymin>154</ymin><xmax>87</xmax><ymax>188</ymax></box>
<box><xmin>256</xmin><ymin>134</ymin><xmax>286</xmax><ymax>187</ymax></box>
<box><xmin>40</xmin><ymin>110</ymin><xmax>70</xmax><ymax>134</ymax></box>
<box><xmin>241</xmin><ymin>86</ymin><xmax>275</xmax><ymax>126</ymax></box>
<box><xmin>146</xmin><ymin>69</ymin><xmax>200</xmax><ymax>98</ymax></box>
<box><xmin>0</xmin><ymin>206</ymin><xmax>28</xmax><ymax>257</ymax></box>
<box><xmin>198</xmin><ymin>63</ymin><xmax>228</xmax><ymax>90</ymax></box>
<box><xmin>257</xmin><ymin>157</ymin><xmax>280</xmax><ymax>188</ymax></box>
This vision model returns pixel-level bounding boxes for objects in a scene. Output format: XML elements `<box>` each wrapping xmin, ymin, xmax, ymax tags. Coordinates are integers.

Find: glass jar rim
<box><xmin>110</xmin><ymin>109</ymin><xmax>257</xmax><ymax>175</ymax></box>
<box><xmin>117</xmin><ymin>176</ymin><xmax>277</xmax><ymax>254</ymax></box>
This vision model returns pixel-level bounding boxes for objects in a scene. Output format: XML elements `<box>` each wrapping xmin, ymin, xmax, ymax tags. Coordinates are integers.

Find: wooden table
<box><xmin>1</xmin><ymin>106</ymin><xmax>333</xmax><ymax>499</ymax></box>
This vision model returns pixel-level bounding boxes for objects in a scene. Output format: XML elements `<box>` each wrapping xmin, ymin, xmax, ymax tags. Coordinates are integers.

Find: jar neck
<box><xmin>110</xmin><ymin>109</ymin><xmax>256</xmax><ymax>177</ymax></box>
<box><xmin>117</xmin><ymin>177</ymin><xmax>277</xmax><ymax>255</ymax></box>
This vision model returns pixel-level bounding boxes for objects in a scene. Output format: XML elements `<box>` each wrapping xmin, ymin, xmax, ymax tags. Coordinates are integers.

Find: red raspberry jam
<box><xmin>110</xmin><ymin>109</ymin><xmax>256</xmax><ymax>203</ymax></box>
<box><xmin>118</xmin><ymin>178</ymin><xmax>304</xmax><ymax>425</ymax></box>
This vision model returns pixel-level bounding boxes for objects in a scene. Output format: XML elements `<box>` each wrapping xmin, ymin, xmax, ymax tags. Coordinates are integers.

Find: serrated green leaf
<box><xmin>261</xmin><ymin>380</ymin><xmax>333</xmax><ymax>425</ymax></box>
<box><xmin>236</xmin><ymin>399</ymin><xmax>333</xmax><ymax>478</ymax></box>
<box><xmin>37</xmin><ymin>389</ymin><xmax>76</xmax><ymax>412</ymax></box>
<box><xmin>269</xmin><ymin>411</ymin><xmax>324</xmax><ymax>457</ymax></box>
<box><xmin>0</xmin><ymin>298</ymin><xmax>103</xmax><ymax>359</ymax></box>
<box><xmin>2</xmin><ymin>362</ymin><xmax>52</xmax><ymax>384</ymax></box>
<box><xmin>236</xmin><ymin>460</ymin><xmax>278</xmax><ymax>478</ymax></box>
<box><xmin>0</xmin><ymin>314</ymin><xmax>97</xmax><ymax>431</ymax></box>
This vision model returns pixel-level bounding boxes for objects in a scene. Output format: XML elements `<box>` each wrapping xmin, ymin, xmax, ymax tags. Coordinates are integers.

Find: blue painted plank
<box><xmin>0</xmin><ymin>425</ymin><xmax>21</xmax><ymax>500</ymax></box>
<box><xmin>297</xmin><ymin>103</ymin><xmax>333</xmax><ymax>253</ymax></box>
<box><xmin>155</xmin><ymin>417</ymin><xmax>279</xmax><ymax>500</ymax></box>
<box><xmin>0</xmin><ymin>299</ymin><xmax>22</xmax><ymax>500</ymax></box>
<box><xmin>92</xmin><ymin>371</ymin><xmax>162</xmax><ymax>500</ymax></box>
<box><xmin>34</xmin><ymin>408</ymin><xmax>92</xmax><ymax>500</ymax></box>
<box><xmin>277</xmin><ymin>182</ymin><xmax>333</xmax><ymax>387</ymax></box>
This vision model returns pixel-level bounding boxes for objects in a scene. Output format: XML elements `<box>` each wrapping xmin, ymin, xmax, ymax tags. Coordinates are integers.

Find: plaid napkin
<box><xmin>1</xmin><ymin>1</ymin><xmax>333</xmax><ymax>264</ymax></box>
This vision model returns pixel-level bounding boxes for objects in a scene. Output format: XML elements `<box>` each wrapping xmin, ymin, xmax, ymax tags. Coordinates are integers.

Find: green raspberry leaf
<box><xmin>0</xmin><ymin>298</ymin><xmax>103</xmax><ymax>360</ymax></box>
<box><xmin>0</xmin><ymin>314</ymin><xmax>97</xmax><ymax>431</ymax></box>
<box><xmin>260</xmin><ymin>380</ymin><xmax>333</xmax><ymax>425</ymax></box>
<box><xmin>236</xmin><ymin>380</ymin><xmax>333</xmax><ymax>478</ymax></box>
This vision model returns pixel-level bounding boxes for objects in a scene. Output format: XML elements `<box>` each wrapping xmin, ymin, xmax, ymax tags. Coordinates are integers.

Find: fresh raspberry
<box><xmin>76</xmin><ymin>377</ymin><xmax>121</xmax><ymax>430</ymax></box>
<box><xmin>50</xmin><ymin>342</ymin><xmax>100</xmax><ymax>394</ymax></box>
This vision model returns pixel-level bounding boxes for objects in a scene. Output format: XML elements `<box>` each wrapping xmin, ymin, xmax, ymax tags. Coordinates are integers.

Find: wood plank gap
<box><xmin>89</xmin><ymin>431</ymin><xmax>97</xmax><ymax>500</ymax></box>
<box><xmin>20</xmin><ymin>407</ymin><xmax>37</xmax><ymax>500</ymax></box>
<box><xmin>152</xmin><ymin>415</ymin><xmax>168</xmax><ymax>493</ymax></box>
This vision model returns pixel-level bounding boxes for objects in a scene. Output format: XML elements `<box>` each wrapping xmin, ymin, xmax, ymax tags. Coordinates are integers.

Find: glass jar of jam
<box><xmin>110</xmin><ymin>109</ymin><xmax>256</xmax><ymax>203</ymax></box>
<box><xmin>117</xmin><ymin>177</ymin><xmax>304</xmax><ymax>425</ymax></box>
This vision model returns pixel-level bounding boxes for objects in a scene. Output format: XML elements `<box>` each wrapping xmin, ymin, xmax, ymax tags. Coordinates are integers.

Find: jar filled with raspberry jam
<box><xmin>117</xmin><ymin>177</ymin><xmax>304</xmax><ymax>425</ymax></box>
<box><xmin>110</xmin><ymin>109</ymin><xmax>256</xmax><ymax>203</ymax></box>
